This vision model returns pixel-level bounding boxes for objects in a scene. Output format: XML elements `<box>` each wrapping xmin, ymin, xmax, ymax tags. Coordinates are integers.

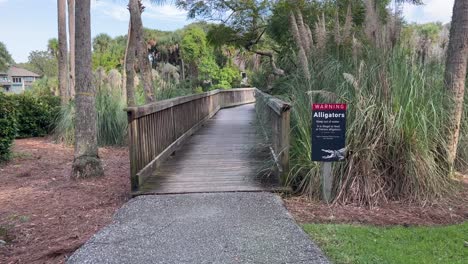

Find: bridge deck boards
<box><xmin>138</xmin><ymin>104</ymin><xmax>281</xmax><ymax>195</ymax></box>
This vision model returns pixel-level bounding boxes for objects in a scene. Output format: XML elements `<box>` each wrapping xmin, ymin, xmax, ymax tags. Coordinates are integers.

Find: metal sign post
<box><xmin>311</xmin><ymin>103</ymin><xmax>347</xmax><ymax>203</ymax></box>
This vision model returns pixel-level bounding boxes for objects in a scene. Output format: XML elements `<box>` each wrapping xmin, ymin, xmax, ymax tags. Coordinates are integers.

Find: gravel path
<box><xmin>67</xmin><ymin>192</ymin><xmax>329</xmax><ymax>264</ymax></box>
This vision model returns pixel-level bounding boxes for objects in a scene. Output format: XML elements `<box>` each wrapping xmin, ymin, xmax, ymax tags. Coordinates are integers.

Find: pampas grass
<box><xmin>281</xmin><ymin>47</ymin><xmax>459</xmax><ymax>206</ymax></box>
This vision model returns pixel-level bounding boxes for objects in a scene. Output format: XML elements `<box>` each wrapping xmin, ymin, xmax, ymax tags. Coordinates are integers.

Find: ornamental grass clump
<box><xmin>285</xmin><ymin>47</ymin><xmax>460</xmax><ymax>206</ymax></box>
<box><xmin>54</xmin><ymin>85</ymin><xmax>127</xmax><ymax>146</ymax></box>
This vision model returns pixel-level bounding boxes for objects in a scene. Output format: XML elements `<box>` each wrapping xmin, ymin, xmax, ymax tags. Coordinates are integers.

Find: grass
<box><xmin>303</xmin><ymin>222</ymin><xmax>468</xmax><ymax>264</ymax></box>
<box><xmin>275</xmin><ymin>46</ymin><xmax>462</xmax><ymax>205</ymax></box>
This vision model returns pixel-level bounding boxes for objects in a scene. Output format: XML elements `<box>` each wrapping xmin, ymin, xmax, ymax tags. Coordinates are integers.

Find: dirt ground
<box><xmin>1</xmin><ymin>138</ymin><xmax>467</xmax><ymax>263</ymax></box>
<box><xmin>284</xmin><ymin>178</ymin><xmax>468</xmax><ymax>226</ymax></box>
<box><xmin>0</xmin><ymin>138</ymin><xmax>130</xmax><ymax>264</ymax></box>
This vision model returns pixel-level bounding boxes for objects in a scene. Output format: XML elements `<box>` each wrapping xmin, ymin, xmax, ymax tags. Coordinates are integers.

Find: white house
<box><xmin>0</xmin><ymin>66</ymin><xmax>40</xmax><ymax>93</ymax></box>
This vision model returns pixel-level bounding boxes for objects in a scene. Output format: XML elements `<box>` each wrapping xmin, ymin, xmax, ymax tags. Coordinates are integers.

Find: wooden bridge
<box><xmin>125</xmin><ymin>88</ymin><xmax>291</xmax><ymax>195</ymax></box>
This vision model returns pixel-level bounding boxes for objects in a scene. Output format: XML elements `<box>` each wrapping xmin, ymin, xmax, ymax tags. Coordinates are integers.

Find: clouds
<box><xmin>143</xmin><ymin>4</ymin><xmax>187</xmax><ymax>22</ymax></box>
<box><xmin>403</xmin><ymin>0</ymin><xmax>454</xmax><ymax>24</ymax></box>
<box><xmin>92</xmin><ymin>0</ymin><xmax>129</xmax><ymax>21</ymax></box>
<box><xmin>91</xmin><ymin>0</ymin><xmax>188</xmax><ymax>25</ymax></box>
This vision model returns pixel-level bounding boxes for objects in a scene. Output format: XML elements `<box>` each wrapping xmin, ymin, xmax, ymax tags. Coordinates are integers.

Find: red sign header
<box><xmin>312</xmin><ymin>103</ymin><xmax>347</xmax><ymax>111</ymax></box>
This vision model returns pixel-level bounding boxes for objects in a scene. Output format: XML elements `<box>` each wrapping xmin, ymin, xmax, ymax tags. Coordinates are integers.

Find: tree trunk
<box><xmin>68</xmin><ymin>0</ymin><xmax>76</xmax><ymax>98</ymax></box>
<box><xmin>445</xmin><ymin>0</ymin><xmax>468</xmax><ymax>169</ymax></box>
<box><xmin>125</xmin><ymin>19</ymin><xmax>137</xmax><ymax>107</ymax></box>
<box><xmin>72</xmin><ymin>0</ymin><xmax>104</xmax><ymax>179</ymax></box>
<box><xmin>122</xmin><ymin>19</ymin><xmax>132</xmax><ymax>103</ymax></box>
<box><xmin>58</xmin><ymin>0</ymin><xmax>69</xmax><ymax>103</ymax></box>
<box><xmin>129</xmin><ymin>0</ymin><xmax>154</xmax><ymax>104</ymax></box>
<box><xmin>181</xmin><ymin>58</ymin><xmax>185</xmax><ymax>81</ymax></box>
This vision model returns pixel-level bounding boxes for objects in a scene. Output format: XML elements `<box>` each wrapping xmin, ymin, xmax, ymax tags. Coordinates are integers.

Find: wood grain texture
<box><xmin>137</xmin><ymin>104</ymin><xmax>282</xmax><ymax>195</ymax></box>
<box><xmin>126</xmin><ymin>88</ymin><xmax>291</xmax><ymax>194</ymax></box>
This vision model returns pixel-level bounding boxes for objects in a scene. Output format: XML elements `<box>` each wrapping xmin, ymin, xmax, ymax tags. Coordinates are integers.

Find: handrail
<box><xmin>125</xmin><ymin>87</ymin><xmax>290</xmax><ymax>193</ymax></box>
<box><xmin>125</xmin><ymin>88</ymin><xmax>256</xmax><ymax>192</ymax></box>
<box><xmin>254</xmin><ymin>90</ymin><xmax>291</xmax><ymax>183</ymax></box>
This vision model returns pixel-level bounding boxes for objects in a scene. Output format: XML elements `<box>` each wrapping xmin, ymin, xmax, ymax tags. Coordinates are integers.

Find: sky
<box><xmin>0</xmin><ymin>0</ymin><xmax>455</xmax><ymax>63</ymax></box>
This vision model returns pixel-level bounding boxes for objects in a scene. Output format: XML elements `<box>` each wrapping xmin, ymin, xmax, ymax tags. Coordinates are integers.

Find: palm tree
<box><xmin>444</xmin><ymin>0</ymin><xmax>468</xmax><ymax>170</ymax></box>
<box><xmin>47</xmin><ymin>38</ymin><xmax>59</xmax><ymax>58</ymax></box>
<box><xmin>57</xmin><ymin>0</ymin><xmax>69</xmax><ymax>103</ymax></box>
<box><xmin>68</xmin><ymin>0</ymin><xmax>76</xmax><ymax>98</ymax></box>
<box><xmin>72</xmin><ymin>0</ymin><xmax>104</xmax><ymax>179</ymax></box>
<box><xmin>125</xmin><ymin>17</ymin><xmax>137</xmax><ymax>106</ymax></box>
<box><xmin>127</xmin><ymin>0</ymin><xmax>159</xmax><ymax>104</ymax></box>
<box><xmin>124</xmin><ymin>0</ymin><xmax>171</xmax><ymax>105</ymax></box>
<box><xmin>93</xmin><ymin>33</ymin><xmax>113</xmax><ymax>53</ymax></box>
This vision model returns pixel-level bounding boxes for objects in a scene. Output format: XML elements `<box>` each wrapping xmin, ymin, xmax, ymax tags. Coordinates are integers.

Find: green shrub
<box><xmin>0</xmin><ymin>92</ymin><xmax>17</xmax><ymax>162</ymax></box>
<box><xmin>54</xmin><ymin>86</ymin><xmax>127</xmax><ymax>146</ymax></box>
<box><xmin>281</xmin><ymin>48</ymin><xmax>457</xmax><ymax>205</ymax></box>
<box><xmin>11</xmin><ymin>94</ymin><xmax>60</xmax><ymax>138</ymax></box>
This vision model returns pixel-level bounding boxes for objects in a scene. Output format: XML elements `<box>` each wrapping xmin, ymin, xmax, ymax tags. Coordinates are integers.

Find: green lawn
<box><xmin>303</xmin><ymin>222</ymin><xmax>468</xmax><ymax>264</ymax></box>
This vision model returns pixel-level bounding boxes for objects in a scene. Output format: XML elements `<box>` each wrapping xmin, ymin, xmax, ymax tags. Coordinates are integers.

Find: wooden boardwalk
<box><xmin>138</xmin><ymin>104</ymin><xmax>280</xmax><ymax>194</ymax></box>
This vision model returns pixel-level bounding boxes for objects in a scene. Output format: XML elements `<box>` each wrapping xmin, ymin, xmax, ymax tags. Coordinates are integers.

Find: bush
<box><xmin>54</xmin><ymin>86</ymin><xmax>127</xmax><ymax>146</ymax></box>
<box><xmin>10</xmin><ymin>94</ymin><xmax>60</xmax><ymax>138</ymax></box>
<box><xmin>282</xmin><ymin>48</ymin><xmax>458</xmax><ymax>206</ymax></box>
<box><xmin>0</xmin><ymin>92</ymin><xmax>17</xmax><ymax>162</ymax></box>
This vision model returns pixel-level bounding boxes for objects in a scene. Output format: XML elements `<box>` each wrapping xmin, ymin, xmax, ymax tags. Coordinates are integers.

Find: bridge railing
<box><xmin>125</xmin><ymin>88</ymin><xmax>256</xmax><ymax>192</ymax></box>
<box><xmin>254</xmin><ymin>90</ymin><xmax>291</xmax><ymax>183</ymax></box>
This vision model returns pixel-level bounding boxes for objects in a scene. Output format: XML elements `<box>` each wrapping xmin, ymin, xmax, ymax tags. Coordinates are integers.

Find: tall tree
<box><xmin>57</xmin><ymin>0</ymin><xmax>69</xmax><ymax>103</ymax></box>
<box><xmin>445</xmin><ymin>0</ymin><xmax>468</xmax><ymax>170</ymax></box>
<box><xmin>23</xmin><ymin>50</ymin><xmax>57</xmax><ymax>77</ymax></box>
<box><xmin>47</xmin><ymin>38</ymin><xmax>59</xmax><ymax>58</ymax></box>
<box><xmin>122</xmin><ymin>20</ymin><xmax>132</xmax><ymax>103</ymax></box>
<box><xmin>68</xmin><ymin>0</ymin><xmax>76</xmax><ymax>98</ymax></box>
<box><xmin>125</xmin><ymin>17</ymin><xmax>137</xmax><ymax>107</ymax></box>
<box><xmin>93</xmin><ymin>33</ymin><xmax>113</xmax><ymax>53</ymax></box>
<box><xmin>0</xmin><ymin>42</ymin><xmax>14</xmax><ymax>72</ymax></box>
<box><xmin>177</xmin><ymin>0</ymin><xmax>284</xmax><ymax>76</ymax></box>
<box><xmin>72</xmin><ymin>0</ymin><xmax>104</xmax><ymax>179</ymax></box>
<box><xmin>128</xmin><ymin>0</ymin><xmax>154</xmax><ymax>103</ymax></box>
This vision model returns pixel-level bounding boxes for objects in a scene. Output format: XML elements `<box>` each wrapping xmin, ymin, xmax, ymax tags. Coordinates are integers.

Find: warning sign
<box><xmin>311</xmin><ymin>103</ymin><xmax>347</xmax><ymax>162</ymax></box>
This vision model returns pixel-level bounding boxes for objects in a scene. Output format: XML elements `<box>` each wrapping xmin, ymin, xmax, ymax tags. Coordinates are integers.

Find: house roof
<box><xmin>7</xmin><ymin>66</ymin><xmax>40</xmax><ymax>77</ymax></box>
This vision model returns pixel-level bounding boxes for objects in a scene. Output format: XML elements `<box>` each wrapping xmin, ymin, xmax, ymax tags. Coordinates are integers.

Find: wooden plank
<box><xmin>127</xmin><ymin>88</ymin><xmax>292</xmax><ymax>195</ymax></box>
<box><xmin>135</xmin><ymin>105</ymin><xmax>221</xmax><ymax>186</ymax></box>
<box><xmin>135</xmin><ymin>103</ymin><xmax>282</xmax><ymax>195</ymax></box>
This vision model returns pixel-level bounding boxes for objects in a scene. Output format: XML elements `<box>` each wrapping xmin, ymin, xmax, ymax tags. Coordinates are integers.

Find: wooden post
<box><xmin>322</xmin><ymin>162</ymin><xmax>332</xmax><ymax>203</ymax></box>
<box><xmin>279</xmin><ymin>109</ymin><xmax>290</xmax><ymax>183</ymax></box>
<box><xmin>128</xmin><ymin>114</ymin><xmax>139</xmax><ymax>192</ymax></box>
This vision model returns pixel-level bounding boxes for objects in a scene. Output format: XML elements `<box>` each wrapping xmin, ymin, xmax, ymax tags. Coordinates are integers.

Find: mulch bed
<box><xmin>283</xmin><ymin>178</ymin><xmax>468</xmax><ymax>226</ymax></box>
<box><xmin>0</xmin><ymin>138</ymin><xmax>130</xmax><ymax>264</ymax></box>
<box><xmin>1</xmin><ymin>138</ymin><xmax>467</xmax><ymax>263</ymax></box>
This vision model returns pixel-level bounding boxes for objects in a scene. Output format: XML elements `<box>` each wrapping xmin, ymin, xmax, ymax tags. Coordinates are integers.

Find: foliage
<box><xmin>18</xmin><ymin>50</ymin><xmax>57</xmax><ymax>77</ymax></box>
<box><xmin>455</xmin><ymin>93</ymin><xmax>468</xmax><ymax>172</ymax></box>
<box><xmin>30</xmin><ymin>76</ymin><xmax>59</xmax><ymax>97</ymax></box>
<box><xmin>9</xmin><ymin>93</ymin><xmax>61</xmax><ymax>138</ymax></box>
<box><xmin>303</xmin><ymin>223</ymin><xmax>468</xmax><ymax>264</ymax></box>
<box><xmin>213</xmin><ymin>64</ymin><xmax>241</xmax><ymax>89</ymax></box>
<box><xmin>181</xmin><ymin>26</ymin><xmax>209</xmax><ymax>65</ymax></box>
<box><xmin>0</xmin><ymin>92</ymin><xmax>17</xmax><ymax>162</ymax></box>
<box><xmin>47</xmin><ymin>38</ymin><xmax>59</xmax><ymax>59</ymax></box>
<box><xmin>54</xmin><ymin>86</ymin><xmax>127</xmax><ymax>146</ymax></box>
<box><xmin>92</xmin><ymin>34</ymin><xmax>126</xmax><ymax>71</ymax></box>
<box><xmin>0</xmin><ymin>42</ymin><xmax>14</xmax><ymax>72</ymax></box>
<box><xmin>281</xmin><ymin>47</ymin><xmax>458</xmax><ymax>205</ymax></box>
<box><xmin>181</xmin><ymin>25</ymin><xmax>241</xmax><ymax>89</ymax></box>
